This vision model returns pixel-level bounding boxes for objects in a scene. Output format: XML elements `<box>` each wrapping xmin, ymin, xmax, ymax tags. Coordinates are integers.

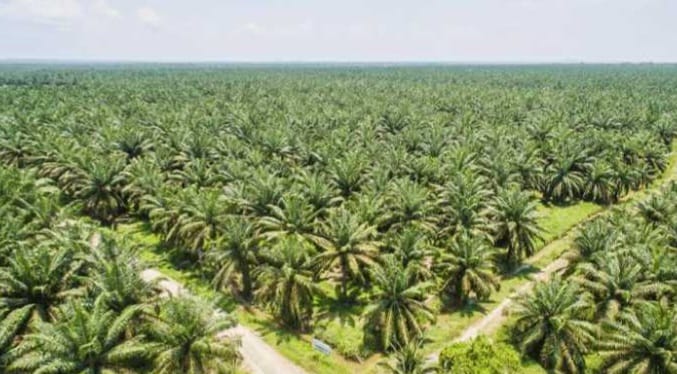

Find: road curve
<box><xmin>140</xmin><ymin>269</ymin><xmax>307</xmax><ymax>374</ymax></box>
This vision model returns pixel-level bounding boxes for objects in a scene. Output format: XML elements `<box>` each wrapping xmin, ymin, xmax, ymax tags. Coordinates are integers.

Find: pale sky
<box><xmin>1</xmin><ymin>0</ymin><xmax>676</xmax><ymax>62</ymax></box>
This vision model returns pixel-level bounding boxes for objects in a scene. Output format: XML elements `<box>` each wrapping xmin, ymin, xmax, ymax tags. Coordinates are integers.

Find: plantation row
<box><xmin>0</xmin><ymin>167</ymin><xmax>242</xmax><ymax>373</ymax></box>
<box><xmin>502</xmin><ymin>181</ymin><xmax>677</xmax><ymax>374</ymax></box>
<box><xmin>1</xmin><ymin>66</ymin><xmax>677</xmax><ymax>372</ymax></box>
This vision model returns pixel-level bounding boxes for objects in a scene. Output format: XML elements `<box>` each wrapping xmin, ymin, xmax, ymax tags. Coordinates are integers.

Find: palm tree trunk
<box><xmin>241</xmin><ymin>263</ymin><xmax>253</xmax><ymax>301</ymax></box>
<box><xmin>340</xmin><ymin>257</ymin><xmax>349</xmax><ymax>302</ymax></box>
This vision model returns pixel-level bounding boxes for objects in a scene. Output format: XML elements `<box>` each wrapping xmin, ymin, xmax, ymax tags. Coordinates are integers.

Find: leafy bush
<box><xmin>439</xmin><ymin>336</ymin><xmax>521</xmax><ymax>374</ymax></box>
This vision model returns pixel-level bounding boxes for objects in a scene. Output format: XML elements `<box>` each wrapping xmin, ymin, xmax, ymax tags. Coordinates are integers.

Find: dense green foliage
<box><xmin>0</xmin><ymin>166</ymin><xmax>241</xmax><ymax>373</ymax></box>
<box><xmin>1</xmin><ymin>65</ymin><xmax>676</xmax><ymax>370</ymax></box>
<box><xmin>509</xmin><ymin>182</ymin><xmax>677</xmax><ymax>373</ymax></box>
<box><xmin>439</xmin><ymin>336</ymin><xmax>521</xmax><ymax>374</ymax></box>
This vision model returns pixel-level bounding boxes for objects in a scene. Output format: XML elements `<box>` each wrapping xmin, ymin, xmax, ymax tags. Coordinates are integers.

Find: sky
<box><xmin>0</xmin><ymin>0</ymin><xmax>676</xmax><ymax>62</ymax></box>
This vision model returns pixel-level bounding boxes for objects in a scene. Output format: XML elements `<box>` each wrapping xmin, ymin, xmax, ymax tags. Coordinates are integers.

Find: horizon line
<box><xmin>1</xmin><ymin>58</ymin><xmax>677</xmax><ymax>66</ymax></box>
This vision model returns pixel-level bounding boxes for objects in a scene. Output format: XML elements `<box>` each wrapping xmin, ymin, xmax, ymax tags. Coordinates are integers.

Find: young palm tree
<box><xmin>146</xmin><ymin>297</ymin><xmax>241</xmax><ymax>374</ymax></box>
<box><xmin>598</xmin><ymin>301</ymin><xmax>677</xmax><ymax>374</ymax></box>
<box><xmin>512</xmin><ymin>277</ymin><xmax>596</xmax><ymax>373</ymax></box>
<box><xmin>7</xmin><ymin>296</ymin><xmax>151</xmax><ymax>374</ymax></box>
<box><xmin>364</xmin><ymin>256</ymin><xmax>435</xmax><ymax>351</ymax></box>
<box><xmin>312</xmin><ymin>208</ymin><xmax>381</xmax><ymax>301</ymax></box>
<box><xmin>378</xmin><ymin>337</ymin><xmax>438</xmax><ymax>374</ymax></box>
<box><xmin>490</xmin><ymin>188</ymin><xmax>544</xmax><ymax>266</ymax></box>
<box><xmin>211</xmin><ymin>216</ymin><xmax>259</xmax><ymax>301</ymax></box>
<box><xmin>436</xmin><ymin>234</ymin><xmax>499</xmax><ymax>305</ymax></box>
<box><xmin>254</xmin><ymin>236</ymin><xmax>321</xmax><ymax>331</ymax></box>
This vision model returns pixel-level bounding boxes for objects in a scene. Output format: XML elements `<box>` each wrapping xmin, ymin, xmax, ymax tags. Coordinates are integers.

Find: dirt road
<box><xmin>140</xmin><ymin>269</ymin><xmax>307</xmax><ymax>374</ymax></box>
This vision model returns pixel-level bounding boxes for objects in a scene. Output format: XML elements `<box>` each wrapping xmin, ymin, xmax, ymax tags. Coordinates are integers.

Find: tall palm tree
<box><xmin>598</xmin><ymin>300</ymin><xmax>677</xmax><ymax>374</ymax></box>
<box><xmin>312</xmin><ymin>208</ymin><xmax>381</xmax><ymax>301</ymax></box>
<box><xmin>254</xmin><ymin>236</ymin><xmax>321</xmax><ymax>331</ymax></box>
<box><xmin>211</xmin><ymin>216</ymin><xmax>259</xmax><ymax>301</ymax></box>
<box><xmin>364</xmin><ymin>256</ymin><xmax>435</xmax><ymax>351</ymax></box>
<box><xmin>7</xmin><ymin>296</ymin><xmax>151</xmax><ymax>374</ymax></box>
<box><xmin>512</xmin><ymin>277</ymin><xmax>596</xmax><ymax>373</ymax></box>
<box><xmin>436</xmin><ymin>234</ymin><xmax>499</xmax><ymax>305</ymax></box>
<box><xmin>490</xmin><ymin>188</ymin><xmax>544</xmax><ymax>266</ymax></box>
<box><xmin>146</xmin><ymin>297</ymin><xmax>241</xmax><ymax>374</ymax></box>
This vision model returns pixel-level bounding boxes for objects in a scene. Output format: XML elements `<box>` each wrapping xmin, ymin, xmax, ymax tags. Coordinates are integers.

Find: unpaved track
<box><xmin>140</xmin><ymin>269</ymin><xmax>307</xmax><ymax>374</ymax></box>
<box><xmin>428</xmin><ymin>149</ymin><xmax>677</xmax><ymax>362</ymax></box>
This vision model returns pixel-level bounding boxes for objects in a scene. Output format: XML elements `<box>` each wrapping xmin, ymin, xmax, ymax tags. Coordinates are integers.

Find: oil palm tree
<box><xmin>490</xmin><ymin>188</ymin><xmax>544</xmax><ymax>266</ymax></box>
<box><xmin>311</xmin><ymin>208</ymin><xmax>381</xmax><ymax>301</ymax></box>
<box><xmin>597</xmin><ymin>300</ymin><xmax>677</xmax><ymax>374</ymax></box>
<box><xmin>541</xmin><ymin>149</ymin><xmax>590</xmax><ymax>203</ymax></box>
<box><xmin>390</xmin><ymin>229</ymin><xmax>435</xmax><ymax>283</ymax></box>
<box><xmin>65</xmin><ymin>157</ymin><xmax>128</xmax><ymax>226</ymax></box>
<box><xmin>86</xmin><ymin>236</ymin><xmax>159</xmax><ymax>313</ymax></box>
<box><xmin>211</xmin><ymin>216</ymin><xmax>259</xmax><ymax>301</ymax></box>
<box><xmin>512</xmin><ymin>277</ymin><xmax>596</xmax><ymax>373</ymax></box>
<box><xmin>435</xmin><ymin>172</ymin><xmax>493</xmax><ymax>239</ymax></box>
<box><xmin>0</xmin><ymin>245</ymin><xmax>85</xmax><ymax>333</ymax></box>
<box><xmin>436</xmin><ymin>233</ymin><xmax>499</xmax><ymax>305</ymax></box>
<box><xmin>173</xmin><ymin>187</ymin><xmax>232</xmax><ymax>258</ymax></box>
<box><xmin>574</xmin><ymin>254</ymin><xmax>668</xmax><ymax>321</ymax></box>
<box><xmin>259</xmin><ymin>194</ymin><xmax>322</xmax><ymax>244</ymax></box>
<box><xmin>146</xmin><ymin>297</ymin><xmax>241</xmax><ymax>374</ymax></box>
<box><xmin>364</xmin><ymin>256</ymin><xmax>435</xmax><ymax>351</ymax></box>
<box><xmin>584</xmin><ymin>161</ymin><xmax>613</xmax><ymax>204</ymax></box>
<box><xmin>637</xmin><ymin>193</ymin><xmax>674</xmax><ymax>226</ymax></box>
<box><xmin>380</xmin><ymin>178</ymin><xmax>437</xmax><ymax>233</ymax></box>
<box><xmin>378</xmin><ymin>337</ymin><xmax>438</xmax><ymax>374</ymax></box>
<box><xmin>7</xmin><ymin>296</ymin><xmax>151</xmax><ymax>374</ymax></box>
<box><xmin>254</xmin><ymin>236</ymin><xmax>321</xmax><ymax>331</ymax></box>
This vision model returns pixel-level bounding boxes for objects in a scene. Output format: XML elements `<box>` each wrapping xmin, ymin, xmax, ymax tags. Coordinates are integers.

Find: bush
<box><xmin>314</xmin><ymin>320</ymin><xmax>371</xmax><ymax>361</ymax></box>
<box><xmin>439</xmin><ymin>336</ymin><xmax>521</xmax><ymax>374</ymax></box>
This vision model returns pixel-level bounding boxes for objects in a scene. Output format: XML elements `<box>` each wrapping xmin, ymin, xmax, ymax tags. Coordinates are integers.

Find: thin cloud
<box><xmin>0</xmin><ymin>0</ymin><xmax>83</xmax><ymax>26</ymax></box>
<box><xmin>92</xmin><ymin>0</ymin><xmax>120</xmax><ymax>18</ymax></box>
<box><xmin>136</xmin><ymin>6</ymin><xmax>162</xmax><ymax>28</ymax></box>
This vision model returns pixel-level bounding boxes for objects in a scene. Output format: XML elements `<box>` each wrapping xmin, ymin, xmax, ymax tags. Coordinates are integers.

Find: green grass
<box><xmin>536</xmin><ymin>201</ymin><xmax>603</xmax><ymax>244</ymax></box>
